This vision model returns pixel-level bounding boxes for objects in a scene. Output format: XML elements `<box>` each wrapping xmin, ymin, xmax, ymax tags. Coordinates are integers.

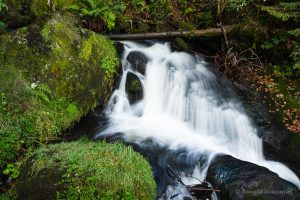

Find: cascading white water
<box><xmin>96</xmin><ymin>41</ymin><xmax>300</xmax><ymax>198</ymax></box>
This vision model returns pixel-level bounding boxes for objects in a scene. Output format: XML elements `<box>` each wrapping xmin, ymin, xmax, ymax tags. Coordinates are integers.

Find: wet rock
<box><xmin>127</xmin><ymin>51</ymin><xmax>149</xmax><ymax>75</ymax></box>
<box><xmin>235</xmin><ymin>84</ymin><xmax>300</xmax><ymax>178</ymax></box>
<box><xmin>125</xmin><ymin>72</ymin><xmax>143</xmax><ymax>103</ymax></box>
<box><xmin>114</xmin><ymin>41</ymin><xmax>124</xmax><ymax>58</ymax></box>
<box><xmin>236</xmin><ymin>85</ymin><xmax>288</xmax><ymax>145</ymax></box>
<box><xmin>206</xmin><ymin>155</ymin><xmax>300</xmax><ymax>200</ymax></box>
<box><xmin>172</xmin><ymin>38</ymin><xmax>189</xmax><ymax>51</ymax></box>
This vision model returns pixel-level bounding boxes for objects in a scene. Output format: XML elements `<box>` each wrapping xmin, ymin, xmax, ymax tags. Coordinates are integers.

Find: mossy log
<box><xmin>106</xmin><ymin>26</ymin><xmax>236</xmax><ymax>40</ymax></box>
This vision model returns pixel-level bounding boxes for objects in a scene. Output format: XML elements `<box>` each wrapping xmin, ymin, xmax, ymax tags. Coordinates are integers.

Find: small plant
<box><xmin>65</xmin><ymin>0</ymin><xmax>126</xmax><ymax>31</ymax></box>
<box><xmin>3</xmin><ymin>163</ymin><xmax>20</xmax><ymax>179</ymax></box>
<box><xmin>261</xmin><ymin>29</ymin><xmax>300</xmax><ymax>77</ymax></box>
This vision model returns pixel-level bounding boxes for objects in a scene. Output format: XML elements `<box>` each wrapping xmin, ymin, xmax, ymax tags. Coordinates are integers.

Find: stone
<box><xmin>125</xmin><ymin>72</ymin><xmax>143</xmax><ymax>103</ymax></box>
<box><xmin>127</xmin><ymin>51</ymin><xmax>149</xmax><ymax>75</ymax></box>
<box><xmin>206</xmin><ymin>155</ymin><xmax>300</xmax><ymax>200</ymax></box>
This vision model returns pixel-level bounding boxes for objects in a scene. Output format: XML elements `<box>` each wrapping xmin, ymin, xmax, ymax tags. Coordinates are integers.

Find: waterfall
<box><xmin>95</xmin><ymin>41</ymin><xmax>300</xmax><ymax>199</ymax></box>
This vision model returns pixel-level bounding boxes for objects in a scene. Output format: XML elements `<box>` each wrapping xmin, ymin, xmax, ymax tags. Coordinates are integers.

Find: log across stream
<box><xmin>105</xmin><ymin>26</ymin><xmax>235</xmax><ymax>40</ymax></box>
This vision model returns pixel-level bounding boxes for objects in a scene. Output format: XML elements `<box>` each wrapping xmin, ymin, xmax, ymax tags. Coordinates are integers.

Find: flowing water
<box><xmin>95</xmin><ymin>41</ymin><xmax>300</xmax><ymax>199</ymax></box>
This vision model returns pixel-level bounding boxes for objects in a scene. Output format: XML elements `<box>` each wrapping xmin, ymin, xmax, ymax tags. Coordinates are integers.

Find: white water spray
<box><xmin>96</xmin><ymin>41</ymin><xmax>300</xmax><ymax>198</ymax></box>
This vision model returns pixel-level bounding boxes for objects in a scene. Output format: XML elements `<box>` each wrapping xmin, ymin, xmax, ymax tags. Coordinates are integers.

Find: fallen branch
<box><xmin>188</xmin><ymin>187</ymin><xmax>221</xmax><ymax>193</ymax></box>
<box><xmin>166</xmin><ymin>165</ymin><xmax>220</xmax><ymax>199</ymax></box>
<box><xmin>106</xmin><ymin>26</ymin><xmax>236</xmax><ymax>40</ymax></box>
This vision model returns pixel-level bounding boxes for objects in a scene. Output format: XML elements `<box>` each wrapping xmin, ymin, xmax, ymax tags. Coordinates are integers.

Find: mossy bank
<box><xmin>0</xmin><ymin>13</ymin><xmax>118</xmax><ymax>172</ymax></box>
<box><xmin>16</xmin><ymin>139</ymin><xmax>156</xmax><ymax>200</ymax></box>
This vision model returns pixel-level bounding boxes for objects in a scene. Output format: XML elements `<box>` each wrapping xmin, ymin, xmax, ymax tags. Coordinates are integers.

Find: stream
<box><xmin>94</xmin><ymin>41</ymin><xmax>300</xmax><ymax>199</ymax></box>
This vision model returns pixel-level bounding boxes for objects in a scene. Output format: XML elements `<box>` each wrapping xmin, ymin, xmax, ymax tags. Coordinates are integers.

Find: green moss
<box><xmin>0</xmin><ymin>14</ymin><xmax>118</xmax><ymax>173</ymax></box>
<box><xmin>17</xmin><ymin>139</ymin><xmax>156</xmax><ymax>200</ymax></box>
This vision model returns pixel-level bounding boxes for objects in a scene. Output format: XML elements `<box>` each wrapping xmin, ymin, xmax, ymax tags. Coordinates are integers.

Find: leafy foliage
<box><xmin>260</xmin><ymin>29</ymin><xmax>299</xmax><ymax>77</ymax></box>
<box><xmin>226</xmin><ymin>0</ymin><xmax>253</xmax><ymax>11</ymax></box>
<box><xmin>260</xmin><ymin>34</ymin><xmax>288</xmax><ymax>50</ymax></box>
<box><xmin>3</xmin><ymin>163</ymin><xmax>20</xmax><ymax>179</ymax></box>
<box><xmin>130</xmin><ymin>0</ymin><xmax>146</xmax><ymax>11</ymax></box>
<box><xmin>65</xmin><ymin>0</ymin><xmax>126</xmax><ymax>31</ymax></box>
<box><xmin>176</xmin><ymin>0</ymin><xmax>213</xmax><ymax>28</ymax></box>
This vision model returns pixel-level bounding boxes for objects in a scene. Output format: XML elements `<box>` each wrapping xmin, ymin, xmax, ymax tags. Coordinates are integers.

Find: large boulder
<box><xmin>16</xmin><ymin>139</ymin><xmax>156</xmax><ymax>200</ymax></box>
<box><xmin>206</xmin><ymin>155</ymin><xmax>300</xmax><ymax>200</ymax></box>
<box><xmin>0</xmin><ymin>14</ymin><xmax>118</xmax><ymax>170</ymax></box>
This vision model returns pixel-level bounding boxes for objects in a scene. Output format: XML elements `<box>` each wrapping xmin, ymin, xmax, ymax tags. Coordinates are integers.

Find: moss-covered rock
<box><xmin>0</xmin><ymin>14</ymin><xmax>118</xmax><ymax>170</ymax></box>
<box><xmin>16</xmin><ymin>139</ymin><xmax>156</xmax><ymax>200</ymax></box>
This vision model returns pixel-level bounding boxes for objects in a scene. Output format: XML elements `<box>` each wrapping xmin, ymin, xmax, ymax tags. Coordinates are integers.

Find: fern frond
<box><xmin>279</xmin><ymin>2</ymin><xmax>300</xmax><ymax>10</ymax></box>
<box><xmin>261</xmin><ymin>5</ymin><xmax>299</xmax><ymax>21</ymax></box>
<box><xmin>90</xmin><ymin>8</ymin><xmax>102</xmax><ymax>17</ymax></box>
<box><xmin>85</xmin><ymin>0</ymin><xmax>97</xmax><ymax>10</ymax></box>
<box><xmin>81</xmin><ymin>8</ymin><xmax>93</xmax><ymax>17</ymax></box>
